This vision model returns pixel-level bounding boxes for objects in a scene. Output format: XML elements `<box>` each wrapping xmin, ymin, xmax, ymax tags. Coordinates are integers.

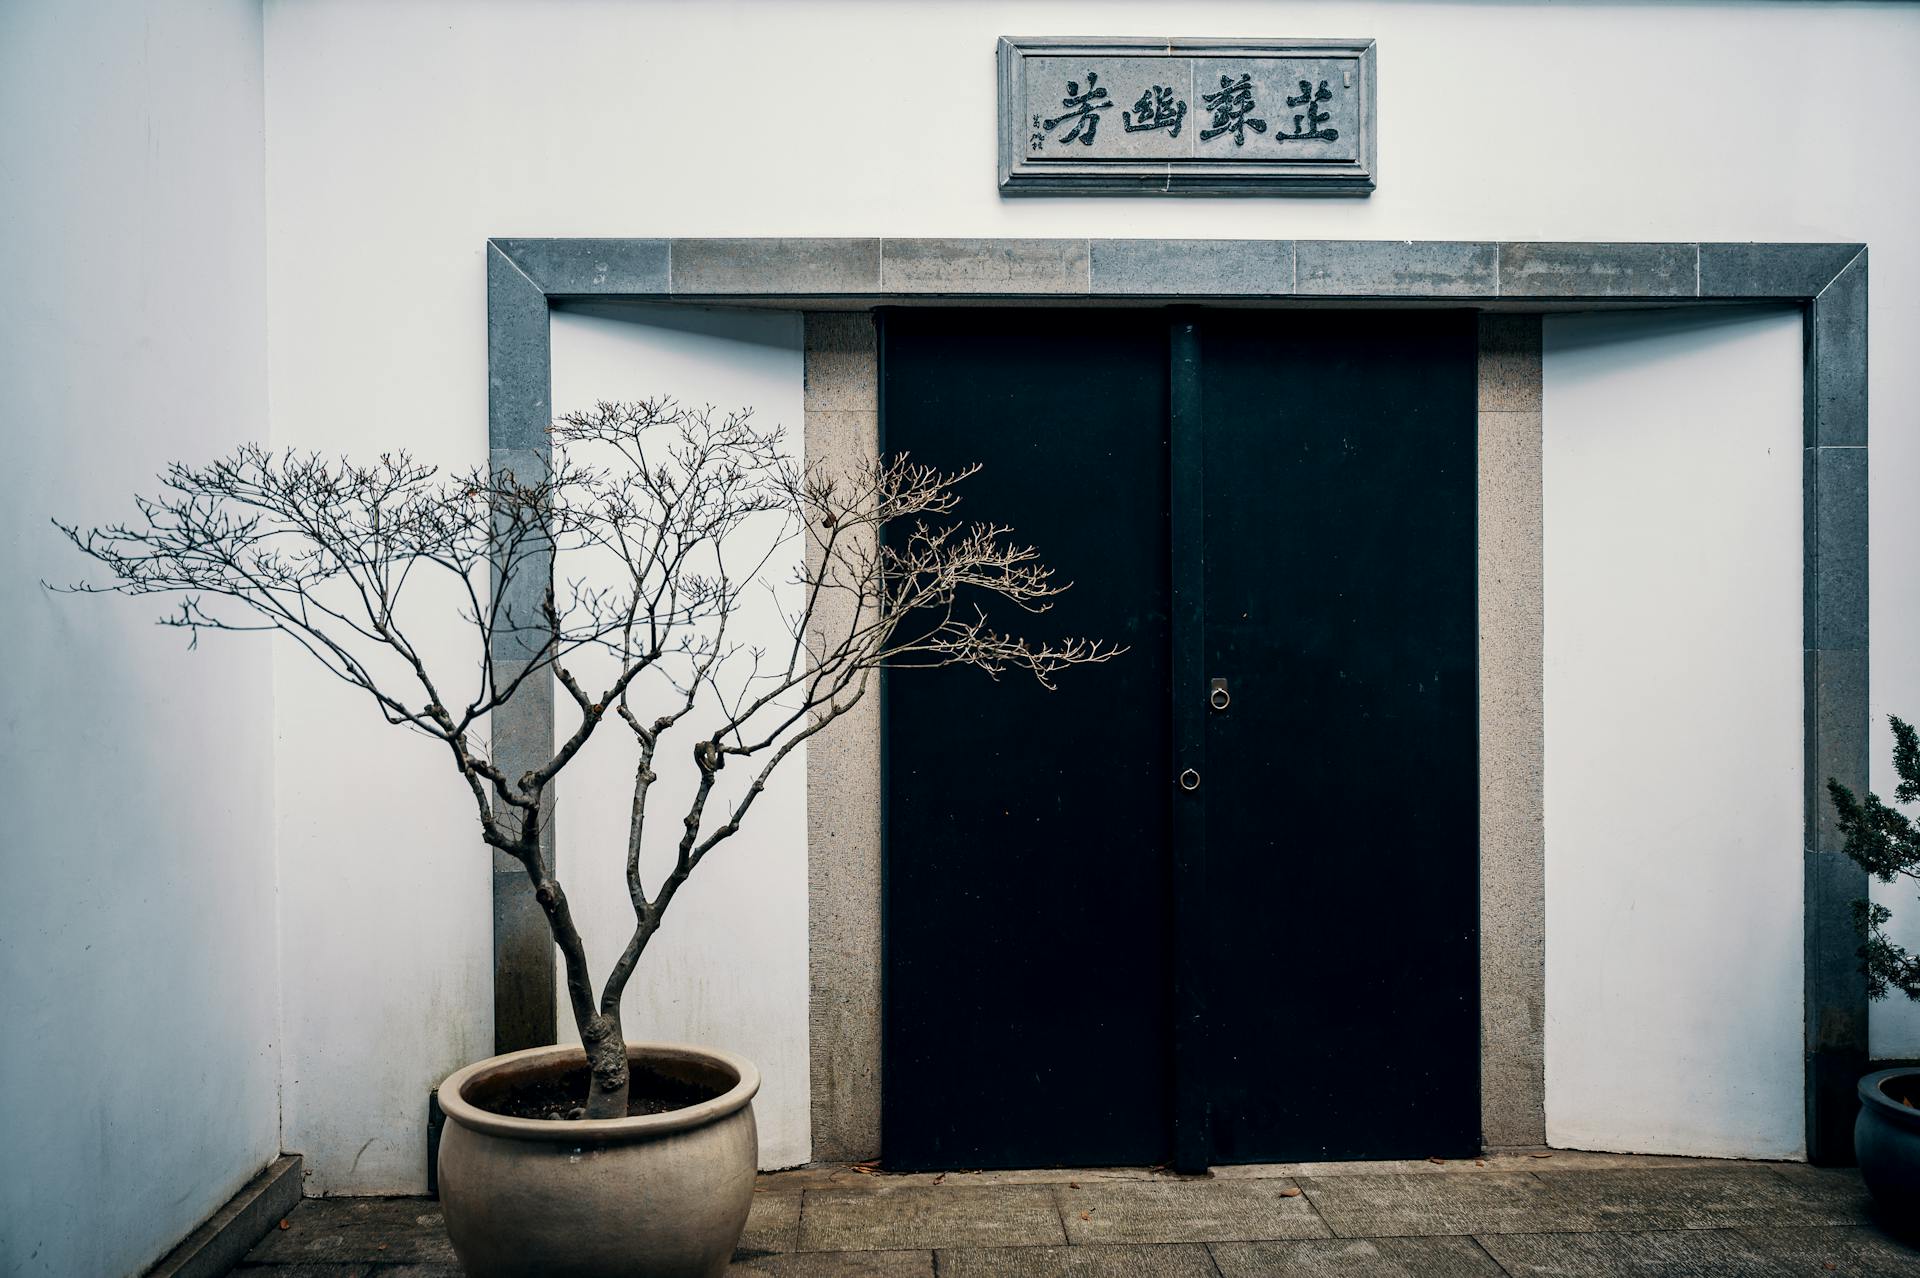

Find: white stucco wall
<box><xmin>549</xmin><ymin>305</ymin><xmax>810</xmax><ymax>1169</ymax></box>
<box><xmin>258</xmin><ymin>0</ymin><xmax>1920</xmax><ymax>1187</ymax></box>
<box><xmin>1542</xmin><ymin>308</ymin><xmax>1806</xmax><ymax>1158</ymax></box>
<box><xmin>0</xmin><ymin>2</ymin><xmax>281</xmax><ymax>1273</ymax></box>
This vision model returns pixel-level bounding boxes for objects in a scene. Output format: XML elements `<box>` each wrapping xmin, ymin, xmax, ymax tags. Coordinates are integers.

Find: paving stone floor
<box><xmin>232</xmin><ymin>1151</ymin><xmax>1920</xmax><ymax>1276</ymax></box>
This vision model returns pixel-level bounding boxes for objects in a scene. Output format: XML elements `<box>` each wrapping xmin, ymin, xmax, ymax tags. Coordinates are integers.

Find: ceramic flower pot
<box><xmin>437</xmin><ymin>1042</ymin><xmax>759</xmax><ymax>1278</ymax></box>
<box><xmin>1856</xmin><ymin>1067</ymin><xmax>1920</xmax><ymax>1219</ymax></box>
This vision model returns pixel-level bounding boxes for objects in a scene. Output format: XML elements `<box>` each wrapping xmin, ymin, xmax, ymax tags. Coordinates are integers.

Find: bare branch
<box><xmin>51</xmin><ymin>403</ymin><xmax>1120</xmax><ymax>1118</ymax></box>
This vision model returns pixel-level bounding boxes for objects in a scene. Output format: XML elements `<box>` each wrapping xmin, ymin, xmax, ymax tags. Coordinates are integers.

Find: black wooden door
<box><xmin>880</xmin><ymin>309</ymin><xmax>1175</xmax><ymax>1170</ymax></box>
<box><xmin>880</xmin><ymin>308</ymin><xmax>1478</xmax><ymax>1170</ymax></box>
<box><xmin>1197</xmin><ymin>310</ymin><xmax>1480</xmax><ymax>1162</ymax></box>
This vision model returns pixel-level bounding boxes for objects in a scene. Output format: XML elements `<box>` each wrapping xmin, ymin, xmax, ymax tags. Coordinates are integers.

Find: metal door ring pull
<box><xmin>1210</xmin><ymin>687</ymin><xmax>1231</xmax><ymax>711</ymax></box>
<box><xmin>1179</xmin><ymin>768</ymin><xmax>1201</xmax><ymax>791</ymax></box>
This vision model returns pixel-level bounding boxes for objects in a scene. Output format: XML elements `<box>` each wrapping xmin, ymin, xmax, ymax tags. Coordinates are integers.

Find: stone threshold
<box><xmin>146</xmin><ymin>1154</ymin><xmax>302</xmax><ymax>1278</ymax></box>
<box><xmin>764</xmin><ymin>1148</ymin><xmax>1783</xmax><ymax>1191</ymax></box>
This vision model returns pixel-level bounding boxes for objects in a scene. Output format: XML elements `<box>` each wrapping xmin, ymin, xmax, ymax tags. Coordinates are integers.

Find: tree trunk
<box><xmin>581</xmin><ymin>1011</ymin><xmax>629</xmax><ymax>1119</ymax></box>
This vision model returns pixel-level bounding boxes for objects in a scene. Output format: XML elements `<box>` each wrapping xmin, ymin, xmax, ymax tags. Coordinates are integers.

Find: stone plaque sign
<box><xmin>998</xmin><ymin>37</ymin><xmax>1376</xmax><ymax>195</ymax></box>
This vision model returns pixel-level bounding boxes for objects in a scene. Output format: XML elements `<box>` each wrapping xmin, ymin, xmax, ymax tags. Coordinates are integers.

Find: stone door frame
<box><xmin>485</xmin><ymin>237</ymin><xmax>1869</xmax><ymax>1165</ymax></box>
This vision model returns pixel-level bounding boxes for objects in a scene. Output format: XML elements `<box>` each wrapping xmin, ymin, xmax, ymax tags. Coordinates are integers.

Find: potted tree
<box><xmin>55</xmin><ymin>399</ymin><xmax>1115</xmax><ymax>1277</ymax></box>
<box><xmin>1829</xmin><ymin>716</ymin><xmax>1920</xmax><ymax>1216</ymax></box>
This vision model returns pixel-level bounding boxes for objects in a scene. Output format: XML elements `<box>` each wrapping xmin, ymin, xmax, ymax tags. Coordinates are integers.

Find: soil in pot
<box><xmin>468</xmin><ymin>1057</ymin><xmax>726</xmax><ymax>1121</ymax></box>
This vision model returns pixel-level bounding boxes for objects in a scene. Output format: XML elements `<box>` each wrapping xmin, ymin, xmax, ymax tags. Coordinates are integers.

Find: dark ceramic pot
<box><xmin>1856</xmin><ymin>1068</ymin><xmax>1920</xmax><ymax>1216</ymax></box>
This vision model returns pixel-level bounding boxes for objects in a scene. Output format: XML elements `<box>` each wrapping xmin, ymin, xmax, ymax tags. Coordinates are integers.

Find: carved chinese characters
<box><xmin>1026</xmin><ymin>59</ymin><xmax>1356</xmax><ymax>159</ymax></box>
<box><xmin>1282</xmin><ymin>79</ymin><xmax>1340</xmax><ymax>144</ymax></box>
<box><xmin>1124</xmin><ymin>85</ymin><xmax>1187</xmax><ymax>139</ymax></box>
<box><xmin>1033</xmin><ymin>70</ymin><xmax>1112</xmax><ymax>147</ymax></box>
<box><xmin>999</xmin><ymin>39</ymin><xmax>1377</xmax><ymax>194</ymax></box>
<box><xmin>1199</xmin><ymin>74</ymin><xmax>1265</xmax><ymax>146</ymax></box>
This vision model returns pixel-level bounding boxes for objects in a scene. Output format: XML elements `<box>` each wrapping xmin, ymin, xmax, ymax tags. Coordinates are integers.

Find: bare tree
<box><xmin>53</xmin><ymin>399</ymin><xmax>1116</xmax><ymax>1118</ymax></box>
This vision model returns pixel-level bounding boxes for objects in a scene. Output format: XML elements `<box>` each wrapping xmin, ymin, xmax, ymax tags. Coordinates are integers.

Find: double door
<box><xmin>880</xmin><ymin>307</ymin><xmax>1478</xmax><ymax>1170</ymax></box>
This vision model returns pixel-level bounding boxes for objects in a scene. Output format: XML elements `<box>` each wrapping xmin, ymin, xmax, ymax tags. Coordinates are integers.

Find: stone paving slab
<box><xmin>937</xmin><ymin>1242</ymin><xmax>1219</xmax><ymax>1277</ymax></box>
<box><xmin>1535</xmin><ymin>1166</ymin><xmax>1874</xmax><ymax>1231</ymax></box>
<box><xmin>1054</xmin><ymin>1178</ymin><xmax>1329</xmax><ymax>1244</ymax></box>
<box><xmin>796</xmin><ymin>1183</ymin><xmax>1068</xmax><ymax>1251</ymax></box>
<box><xmin>1381</xmin><ymin>1150</ymin><xmax>1759</xmax><ymax>1175</ymax></box>
<box><xmin>1210</xmin><ymin>1235</ymin><xmax>1505</xmax><ymax>1277</ymax></box>
<box><xmin>240</xmin><ymin>1199</ymin><xmax>457</xmax><ymax>1265</ymax></box>
<box><xmin>1735</xmin><ymin>1224</ymin><xmax>1920</xmax><ymax>1277</ymax></box>
<box><xmin>1213</xmin><ymin>1151</ymin><xmax>1764</xmax><ymax>1180</ymax></box>
<box><xmin>230</xmin><ymin>1158</ymin><xmax>1912</xmax><ymax>1278</ymax></box>
<box><xmin>1477</xmin><ymin>1224</ymin><xmax>1920</xmax><ymax>1277</ymax></box>
<box><xmin>1295</xmin><ymin>1171</ymin><xmax>1600</xmax><ymax>1237</ymax></box>
<box><xmin>1477</xmin><ymin>1227</ymin><xmax>1790</xmax><ymax>1275</ymax></box>
<box><xmin>730</xmin><ymin>1250</ymin><xmax>932</xmax><ymax>1276</ymax></box>
<box><xmin>735</xmin><ymin>1190</ymin><xmax>802</xmax><ymax>1256</ymax></box>
<box><xmin>1764</xmin><ymin>1162</ymin><xmax>1886</xmax><ymax>1218</ymax></box>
